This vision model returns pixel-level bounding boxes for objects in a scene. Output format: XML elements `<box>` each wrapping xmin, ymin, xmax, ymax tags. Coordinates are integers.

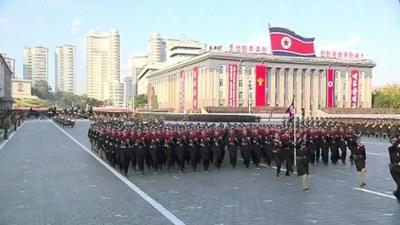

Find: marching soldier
<box><xmin>354</xmin><ymin>136</ymin><xmax>367</xmax><ymax>187</ymax></box>
<box><xmin>389</xmin><ymin>136</ymin><xmax>400</xmax><ymax>202</ymax></box>
<box><xmin>296</xmin><ymin>132</ymin><xmax>311</xmax><ymax>191</ymax></box>
<box><xmin>271</xmin><ymin>133</ymin><xmax>283</xmax><ymax>177</ymax></box>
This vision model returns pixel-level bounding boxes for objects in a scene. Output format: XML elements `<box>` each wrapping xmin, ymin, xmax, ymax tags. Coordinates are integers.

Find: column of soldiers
<box><xmin>89</xmin><ymin>121</ymin><xmax>362</xmax><ymax>172</ymax></box>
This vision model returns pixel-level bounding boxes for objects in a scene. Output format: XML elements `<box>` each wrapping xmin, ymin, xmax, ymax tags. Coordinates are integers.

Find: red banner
<box><xmin>255</xmin><ymin>65</ymin><xmax>267</xmax><ymax>107</ymax></box>
<box><xmin>326</xmin><ymin>68</ymin><xmax>335</xmax><ymax>108</ymax></box>
<box><xmin>178</xmin><ymin>70</ymin><xmax>185</xmax><ymax>113</ymax></box>
<box><xmin>228</xmin><ymin>64</ymin><xmax>238</xmax><ymax>107</ymax></box>
<box><xmin>193</xmin><ymin>66</ymin><xmax>199</xmax><ymax>111</ymax></box>
<box><xmin>351</xmin><ymin>70</ymin><xmax>359</xmax><ymax>108</ymax></box>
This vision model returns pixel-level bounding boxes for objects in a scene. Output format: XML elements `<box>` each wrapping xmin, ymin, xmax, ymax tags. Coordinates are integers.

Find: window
<box><xmin>219</xmin><ymin>90</ymin><xmax>224</xmax><ymax>99</ymax></box>
<box><xmin>219</xmin><ymin>65</ymin><xmax>225</xmax><ymax>74</ymax></box>
<box><xmin>310</xmin><ymin>69</ymin><xmax>315</xmax><ymax>108</ymax></box>
<box><xmin>239</xmin><ymin>66</ymin><xmax>245</xmax><ymax>75</ymax></box>
<box><xmin>239</xmin><ymin>91</ymin><xmax>243</xmax><ymax>99</ymax></box>
<box><xmin>219</xmin><ymin>79</ymin><xmax>223</xmax><ymax>87</ymax></box>
<box><xmin>239</xmin><ymin>79</ymin><xmax>243</xmax><ymax>87</ymax></box>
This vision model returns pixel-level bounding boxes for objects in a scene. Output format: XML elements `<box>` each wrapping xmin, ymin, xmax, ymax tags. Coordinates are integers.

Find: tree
<box><xmin>54</xmin><ymin>92</ymin><xmax>103</xmax><ymax>109</ymax></box>
<box><xmin>31</xmin><ymin>80</ymin><xmax>54</xmax><ymax>100</ymax></box>
<box><xmin>134</xmin><ymin>94</ymin><xmax>147</xmax><ymax>109</ymax></box>
<box><xmin>372</xmin><ymin>85</ymin><xmax>400</xmax><ymax>109</ymax></box>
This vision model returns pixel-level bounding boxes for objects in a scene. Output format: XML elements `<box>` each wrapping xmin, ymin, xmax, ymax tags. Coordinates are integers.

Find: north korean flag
<box><xmin>269</xmin><ymin>27</ymin><xmax>316</xmax><ymax>57</ymax></box>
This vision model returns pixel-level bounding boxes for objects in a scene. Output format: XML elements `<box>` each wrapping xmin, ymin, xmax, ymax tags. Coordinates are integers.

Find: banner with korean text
<box><xmin>350</xmin><ymin>70</ymin><xmax>359</xmax><ymax>108</ymax></box>
<box><xmin>255</xmin><ymin>65</ymin><xmax>267</xmax><ymax>107</ymax></box>
<box><xmin>228</xmin><ymin>64</ymin><xmax>238</xmax><ymax>107</ymax></box>
<box><xmin>326</xmin><ymin>68</ymin><xmax>335</xmax><ymax>108</ymax></box>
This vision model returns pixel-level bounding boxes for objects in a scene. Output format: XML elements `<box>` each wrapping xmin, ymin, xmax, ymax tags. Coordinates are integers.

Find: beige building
<box><xmin>165</xmin><ymin>38</ymin><xmax>204</xmax><ymax>63</ymax></box>
<box><xmin>131</xmin><ymin>55</ymin><xmax>148</xmax><ymax>96</ymax></box>
<box><xmin>148</xmin><ymin>33</ymin><xmax>166</xmax><ymax>64</ymax></box>
<box><xmin>23</xmin><ymin>46</ymin><xmax>48</xmax><ymax>86</ymax></box>
<box><xmin>144</xmin><ymin>51</ymin><xmax>375</xmax><ymax>115</ymax></box>
<box><xmin>86</xmin><ymin>29</ymin><xmax>121</xmax><ymax>106</ymax></box>
<box><xmin>0</xmin><ymin>55</ymin><xmax>13</xmax><ymax>109</ymax></box>
<box><xmin>55</xmin><ymin>44</ymin><xmax>76</xmax><ymax>93</ymax></box>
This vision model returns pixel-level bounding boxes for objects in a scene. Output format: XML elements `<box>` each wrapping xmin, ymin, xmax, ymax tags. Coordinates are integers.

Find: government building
<box><xmin>140</xmin><ymin>50</ymin><xmax>375</xmax><ymax>116</ymax></box>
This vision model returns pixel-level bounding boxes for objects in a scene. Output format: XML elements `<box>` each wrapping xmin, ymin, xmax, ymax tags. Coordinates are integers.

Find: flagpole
<box><xmin>293</xmin><ymin>94</ymin><xmax>297</xmax><ymax>168</ymax></box>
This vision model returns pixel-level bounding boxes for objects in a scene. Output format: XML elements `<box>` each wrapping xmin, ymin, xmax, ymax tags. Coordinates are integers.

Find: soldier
<box><xmin>338</xmin><ymin>127</ymin><xmax>347</xmax><ymax>164</ymax></box>
<box><xmin>240</xmin><ymin>135</ymin><xmax>251</xmax><ymax>168</ymax></box>
<box><xmin>321</xmin><ymin>130</ymin><xmax>330</xmax><ymax>165</ymax></box>
<box><xmin>296</xmin><ymin>132</ymin><xmax>310</xmax><ymax>191</ymax></box>
<box><xmin>175</xmin><ymin>137</ymin><xmax>186</xmax><ymax>173</ymax></box>
<box><xmin>135</xmin><ymin>137</ymin><xmax>146</xmax><ymax>175</ymax></box>
<box><xmin>354</xmin><ymin>136</ymin><xmax>367</xmax><ymax>187</ymax></box>
<box><xmin>330</xmin><ymin>128</ymin><xmax>340</xmax><ymax>165</ymax></box>
<box><xmin>271</xmin><ymin>133</ymin><xmax>283</xmax><ymax>177</ymax></box>
<box><xmin>227</xmin><ymin>132</ymin><xmax>238</xmax><ymax>168</ymax></box>
<box><xmin>389</xmin><ymin>136</ymin><xmax>400</xmax><ymax>202</ymax></box>
<box><xmin>199</xmin><ymin>137</ymin><xmax>210</xmax><ymax>172</ymax></box>
<box><xmin>211</xmin><ymin>132</ymin><xmax>223</xmax><ymax>169</ymax></box>
<box><xmin>188</xmin><ymin>137</ymin><xmax>200</xmax><ymax>171</ymax></box>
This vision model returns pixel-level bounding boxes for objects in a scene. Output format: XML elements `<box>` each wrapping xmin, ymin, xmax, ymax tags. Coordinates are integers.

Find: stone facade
<box><xmin>145</xmin><ymin>51</ymin><xmax>375</xmax><ymax>115</ymax></box>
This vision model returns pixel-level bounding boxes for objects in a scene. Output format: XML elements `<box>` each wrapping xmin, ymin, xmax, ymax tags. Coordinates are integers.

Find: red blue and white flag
<box><xmin>285</xmin><ymin>99</ymin><xmax>295</xmax><ymax>123</ymax></box>
<box><xmin>269</xmin><ymin>27</ymin><xmax>316</xmax><ymax>57</ymax></box>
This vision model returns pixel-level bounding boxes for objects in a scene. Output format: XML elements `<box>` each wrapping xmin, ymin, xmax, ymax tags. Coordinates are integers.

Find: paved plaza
<box><xmin>0</xmin><ymin>119</ymin><xmax>399</xmax><ymax>225</ymax></box>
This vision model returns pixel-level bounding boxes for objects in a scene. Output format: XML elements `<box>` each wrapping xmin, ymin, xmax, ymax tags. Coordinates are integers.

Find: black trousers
<box><xmin>390</xmin><ymin>165</ymin><xmax>400</xmax><ymax>193</ymax></box>
<box><xmin>228</xmin><ymin>146</ymin><xmax>237</xmax><ymax>168</ymax></box>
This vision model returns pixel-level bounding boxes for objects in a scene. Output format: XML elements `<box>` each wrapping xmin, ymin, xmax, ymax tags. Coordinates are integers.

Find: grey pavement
<box><xmin>0</xmin><ymin>119</ymin><xmax>399</xmax><ymax>225</ymax></box>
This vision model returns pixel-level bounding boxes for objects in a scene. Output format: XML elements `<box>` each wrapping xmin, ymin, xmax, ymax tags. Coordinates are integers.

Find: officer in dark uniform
<box><xmin>227</xmin><ymin>132</ymin><xmax>238</xmax><ymax>168</ymax></box>
<box><xmin>240</xmin><ymin>135</ymin><xmax>251</xmax><ymax>168</ymax></box>
<box><xmin>295</xmin><ymin>132</ymin><xmax>310</xmax><ymax>191</ymax></box>
<box><xmin>389</xmin><ymin>136</ymin><xmax>400</xmax><ymax>202</ymax></box>
<box><xmin>321</xmin><ymin>130</ymin><xmax>330</xmax><ymax>165</ymax></box>
<box><xmin>271</xmin><ymin>133</ymin><xmax>283</xmax><ymax>177</ymax></box>
<box><xmin>354</xmin><ymin>136</ymin><xmax>366</xmax><ymax>187</ymax></box>
<box><xmin>199</xmin><ymin>136</ymin><xmax>210</xmax><ymax>172</ymax></box>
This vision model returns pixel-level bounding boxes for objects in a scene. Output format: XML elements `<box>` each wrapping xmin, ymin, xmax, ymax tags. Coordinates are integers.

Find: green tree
<box><xmin>134</xmin><ymin>94</ymin><xmax>147</xmax><ymax>109</ymax></box>
<box><xmin>373</xmin><ymin>85</ymin><xmax>400</xmax><ymax>109</ymax></box>
<box><xmin>31</xmin><ymin>80</ymin><xmax>54</xmax><ymax>100</ymax></box>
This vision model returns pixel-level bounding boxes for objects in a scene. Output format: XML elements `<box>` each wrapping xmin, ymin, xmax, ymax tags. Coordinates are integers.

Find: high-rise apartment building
<box><xmin>130</xmin><ymin>55</ymin><xmax>148</xmax><ymax>96</ymax></box>
<box><xmin>23</xmin><ymin>46</ymin><xmax>48</xmax><ymax>86</ymax></box>
<box><xmin>123</xmin><ymin>76</ymin><xmax>133</xmax><ymax>106</ymax></box>
<box><xmin>55</xmin><ymin>44</ymin><xmax>76</xmax><ymax>93</ymax></box>
<box><xmin>86</xmin><ymin>29</ymin><xmax>121</xmax><ymax>105</ymax></box>
<box><xmin>148</xmin><ymin>33</ymin><xmax>166</xmax><ymax>64</ymax></box>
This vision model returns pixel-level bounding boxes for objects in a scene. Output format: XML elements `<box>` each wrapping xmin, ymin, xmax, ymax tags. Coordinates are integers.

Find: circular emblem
<box><xmin>281</xmin><ymin>36</ymin><xmax>292</xmax><ymax>49</ymax></box>
<box><xmin>328</xmin><ymin>81</ymin><xmax>334</xmax><ymax>88</ymax></box>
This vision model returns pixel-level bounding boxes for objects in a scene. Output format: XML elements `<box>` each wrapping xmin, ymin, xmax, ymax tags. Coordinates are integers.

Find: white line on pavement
<box><xmin>49</xmin><ymin>120</ymin><xmax>186</xmax><ymax>225</ymax></box>
<box><xmin>353</xmin><ymin>187</ymin><xmax>397</xmax><ymax>200</ymax></box>
<box><xmin>0</xmin><ymin>122</ymin><xmax>25</xmax><ymax>151</ymax></box>
<box><xmin>363</xmin><ymin>141</ymin><xmax>389</xmax><ymax>147</ymax></box>
<box><xmin>367</xmin><ymin>152</ymin><xmax>388</xmax><ymax>157</ymax></box>
<box><xmin>333</xmin><ymin>169</ymin><xmax>351</xmax><ymax>175</ymax></box>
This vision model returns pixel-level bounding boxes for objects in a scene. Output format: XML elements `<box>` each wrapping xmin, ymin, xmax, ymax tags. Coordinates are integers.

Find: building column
<box><xmin>366</xmin><ymin>72</ymin><xmax>372</xmax><ymax>108</ymax></box>
<box><xmin>278</xmin><ymin>69</ymin><xmax>285</xmax><ymax>107</ymax></box>
<box><xmin>295</xmin><ymin>70</ymin><xmax>302</xmax><ymax>113</ymax></box>
<box><xmin>320</xmin><ymin>70</ymin><xmax>326</xmax><ymax>109</ymax></box>
<box><xmin>269</xmin><ymin>67</ymin><xmax>276</xmax><ymax>107</ymax></box>
<box><xmin>336</xmin><ymin>71</ymin><xmax>343</xmax><ymax>108</ymax></box>
<box><xmin>287</xmin><ymin>68</ymin><xmax>293</xmax><ymax>106</ymax></box>
<box><xmin>304</xmin><ymin>69</ymin><xmax>311</xmax><ymax>117</ymax></box>
<box><xmin>312</xmin><ymin>71</ymin><xmax>319</xmax><ymax>117</ymax></box>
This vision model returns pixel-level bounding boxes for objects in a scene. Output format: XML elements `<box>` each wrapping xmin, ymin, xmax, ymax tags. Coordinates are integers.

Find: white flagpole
<box><xmin>293</xmin><ymin>94</ymin><xmax>297</xmax><ymax>168</ymax></box>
